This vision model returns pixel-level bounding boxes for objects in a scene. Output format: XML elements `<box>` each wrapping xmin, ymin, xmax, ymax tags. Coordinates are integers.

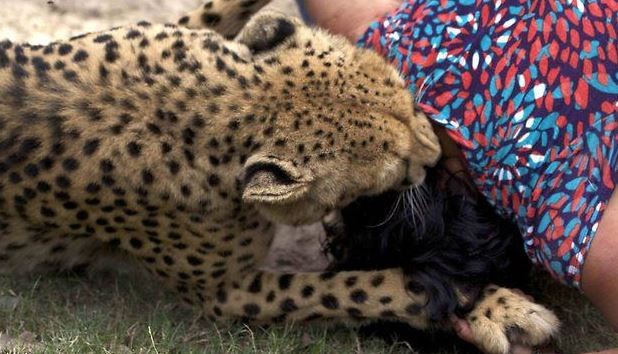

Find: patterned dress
<box><xmin>357</xmin><ymin>0</ymin><xmax>617</xmax><ymax>288</ymax></box>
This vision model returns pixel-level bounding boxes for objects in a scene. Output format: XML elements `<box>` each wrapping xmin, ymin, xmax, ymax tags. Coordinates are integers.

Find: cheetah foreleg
<box><xmin>206</xmin><ymin>268</ymin><xmax>431</xmax><ymax>327</ymax></box>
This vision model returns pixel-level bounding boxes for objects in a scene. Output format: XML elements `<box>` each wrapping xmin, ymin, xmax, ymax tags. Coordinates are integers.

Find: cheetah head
<box><xmin>236</xmin><ymin>12</ymin><xmax>441</xmax><ymax>225</ymax></box>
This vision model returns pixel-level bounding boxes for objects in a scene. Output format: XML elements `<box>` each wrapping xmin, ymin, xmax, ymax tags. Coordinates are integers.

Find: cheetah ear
<box><xmin>236</xmin><ymin>11</ymin><xmax>299</xmax><ymax>54</ymax></box>
<box><xmin>240</xmin><ymin>156</ymin><xmax>313</xmax><ymax>204</ymax></box>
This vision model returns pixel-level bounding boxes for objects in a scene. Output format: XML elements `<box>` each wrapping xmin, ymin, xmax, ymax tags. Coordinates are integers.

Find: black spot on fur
<box><xmin>141</xmin><ymin>169</ymin><xmax>154</xmax><ymax>185</ymax></box>
<box><xmin>301</xmin><ymin>285</ymin><xmax>314</xmax><ymax>298</ymax></box>
<box><xmin>280</xmin><ymin>298</ymin><xmax>298</xmax><ymax>313</ymax></box>
<box><xmin>216</xmin><ymin>289</ymin><xmax>227</xmax><ymax>303</ymax></box>
<box><xmin>55</xmin><ymin>175</ymin><xmax>71</xmax><ymax>189</ymax></box>
<box><xmin>99</xmin><ymin>160</ymin><xmax>114</xmax><ymax>174</ymax></box>
<box><xmin>370</xmin><ymin>275</ymin><xmax>384</xmax><ymax>287</ymax></box>
<box><xmin>58</xmin><ymin>44</ymin><xmax>73</xmax><ymax>55</ymax></box>
<box><xmin>248</xmin><ymin>273</ymin><xmax>263</xmax><ymax>293</ymax></box>
<box><xmin>23</xmin><ymin>163</ymin><xmax>39</xmax><ymax>177</ymax></box>
<box><xmin>31</xmin><ymin>57</ymin><xmax>50</xmax><ymax>74</ymax></box>
<box><xmin>344</xmin><ymin>276</ymin><xmax>357</xmax><ymax>287</ymax></box>
<box><xmin>187</xmin><ymin>255</ymin><xmax>203</xmax><ymax>266</ymax></box>
<box><xmin>36</xmin><ymin>181</ymin><xmax>51</xmax><ymax>193</ymax></box>
<box><xmin>93</xmin><ymin>34</ymin><xmax>113</xmax><ymax>43</ymax></box>
<box><xmin>350</xmin><ymin>289</ymin><xmax>368</xmax><ymax>304</ymax></box>
<box><xmin>379</xmin><ymin>296</ymin><xmax>392</xmax><ymax>305</ymax></box>
<box><xmin>321</xmin><ymin>294</ymin><xmax>339</xmax><ymax>310</ymax></box>
<box><xmin>278</xmin><ymin>274</ymin><xmax>294</xmax><ymax>290</ymax></box>
<box><xmin>129</xmin><ymin>238</ymin><xmax>143</xmax><ymax>249</ymax></box>
<box><xmin>62</xmin><ymin>158</ymin><xmax>79</xmax><ymax>171</ymax></box>
<box><xmin>104</xmin><ymin>41</ymin><xmax>120</xmax><ymax>63</ymax></box>
<box><xmin>243</xmin><ymin>303</ymin><xmax>260</xmax><ymax>317</ymax></box>
<box><xmin>125</xmin><ymin>30</ymin><xmax>142</xmax><ymax>39</ymax></box>
<box><xmin>347</xmin><ymin>308</ymin><xmax>363</xmax><ymax>318</ymax></box>
<box><xmin>127</xmin><ymin>141</ymin><xmax>142</xmax><ymax>157</ymax></box>
<box><xmin>72</xmin><ymin>50</ymin><xmax>88</xmax><ymax>63</ymax></box>
<box><xmin>12</xmin><ymin>64</ymin><xmax>28</xmax><ymax>79</ymax></box>
<box><xmin>83</xmin><ymin>139</ymin><xmax>100</xmax><ymax>155</ymax></box>
<box><xmin>0</xmin><ymin>49</ymin><xmax>9</xmax><ymax>68</ymax></box>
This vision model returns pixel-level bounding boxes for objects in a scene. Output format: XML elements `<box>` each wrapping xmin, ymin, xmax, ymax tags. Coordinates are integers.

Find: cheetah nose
<box><xmin>399</xmin><ymin>177</ymin><xmax>413</xmax><ymax>189</ymax></box>
<box><xmin>401</xmin><ymin>158</ymin><xmax>413</xmax><ymax>185</ymax></box>
<box><xmin>414</xmin><ymin>118</ymin><xmax>441</xmax><ymax>167</ymax></box>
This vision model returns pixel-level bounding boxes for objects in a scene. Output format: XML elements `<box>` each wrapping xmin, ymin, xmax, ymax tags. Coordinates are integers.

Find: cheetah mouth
<box><xmin>400</xmin><ymin>158</ymin><xmax>428</xmax><ymax>190</ymax></box>
<box><xmin>397</xmin><ymin>176</ymin><xmax>424</xmax><ymax>191</ymax></box>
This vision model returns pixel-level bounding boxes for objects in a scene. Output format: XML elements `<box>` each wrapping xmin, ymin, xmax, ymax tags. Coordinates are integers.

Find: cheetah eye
<box><xmin>240</xmin><ymin>156</ymin><xmax>312</xmax><ymax>204</ymax></box>
<box><xmin>242</xmin><ymin>162</ymin><xmax>294</xmax><ymax>187</ymax></box>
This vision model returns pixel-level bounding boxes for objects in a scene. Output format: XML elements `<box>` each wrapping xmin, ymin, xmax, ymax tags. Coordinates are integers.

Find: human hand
<box><xmin>303</xmin><ymin>0</ymin><xmax>401</xmax><ymax>42</ymax></box>
<box><xmin>451</xmin><ymin>316</ymin><xmax>541</xmax><ymax>354</ymax></box>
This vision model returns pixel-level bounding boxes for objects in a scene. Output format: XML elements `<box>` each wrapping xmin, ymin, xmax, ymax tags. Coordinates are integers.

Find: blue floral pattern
<box><xmin>358</xmin><ymin>0</ymin><xmax>617</xmax><ymax>288</ymax></box>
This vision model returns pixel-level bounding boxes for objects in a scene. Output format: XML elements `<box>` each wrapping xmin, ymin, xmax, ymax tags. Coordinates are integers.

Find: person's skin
<box><xmin>304</xmin><ymin>0</ymin><xmax>402</xmax><ymax>41</ymax></box>
<box><xmin>302</xmin><ymin>1</ymin><xmax>618</xmax><ymax>353</ymax></box>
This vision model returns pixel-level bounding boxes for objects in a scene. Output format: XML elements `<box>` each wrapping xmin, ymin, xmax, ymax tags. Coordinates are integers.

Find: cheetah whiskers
<box><xmin>369</xmin><ymin>193</ymin><xmax>404</xmax><ymax>228</ymax></box>
<box><xmin>402</xmin><ymin>184</ymin><xmax>429</xmax><ymax>234</ymax></box>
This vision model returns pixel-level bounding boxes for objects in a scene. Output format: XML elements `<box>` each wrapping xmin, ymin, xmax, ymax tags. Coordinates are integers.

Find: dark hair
<box><xmin>327</xmin><ymin>167</ymin><xmax>531</xmax><ymax>351</ymax></box>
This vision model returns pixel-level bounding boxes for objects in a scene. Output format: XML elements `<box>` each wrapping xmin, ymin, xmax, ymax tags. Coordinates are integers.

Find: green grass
<box><xmin>0</xmin><ymin>270</ymin><xmax>616</xmax><ymax>353</ymax></box>
<box><xmin>0</xmin><ymin>272</ymin><xmax>412</xmax><ymax>354</ymax></box>
<box><xmin>529</xmin><ymin>274</ymin><xmax>618</xmax><ymax>353</ymax></box>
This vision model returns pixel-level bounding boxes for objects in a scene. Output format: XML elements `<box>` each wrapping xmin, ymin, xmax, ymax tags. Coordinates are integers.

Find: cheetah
<box><xmin>0</xmin><ymin>2</ymin><xmax>558</xmax><ymax>353</ymax></box>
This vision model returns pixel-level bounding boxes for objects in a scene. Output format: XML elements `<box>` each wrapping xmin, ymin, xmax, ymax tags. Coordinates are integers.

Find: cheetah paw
<box><xmin>466</xmin><ymin>287</ymin><xmax>560</xmax><ymax>354</ymax></box>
